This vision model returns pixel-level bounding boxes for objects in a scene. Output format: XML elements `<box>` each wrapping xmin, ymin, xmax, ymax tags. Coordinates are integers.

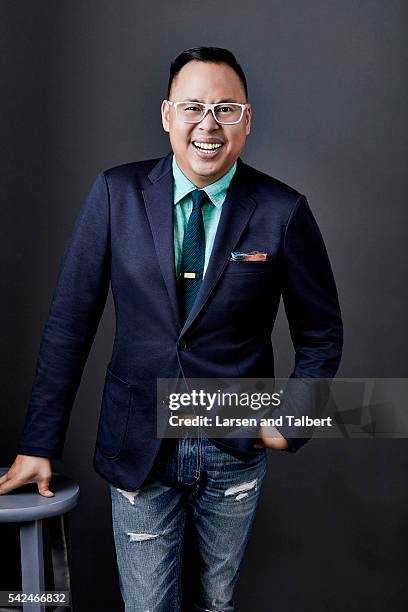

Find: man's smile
<box><xmin>191</xmin><ymin>138</ymin><xmax>225</xmax><ymax>159</ymax></box>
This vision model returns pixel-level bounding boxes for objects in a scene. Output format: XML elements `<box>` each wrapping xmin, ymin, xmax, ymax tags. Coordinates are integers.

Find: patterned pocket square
<box><xmin>230</xmin><ymin>250</ymin><xmax>269</xmax><ymax>262</ymax></box>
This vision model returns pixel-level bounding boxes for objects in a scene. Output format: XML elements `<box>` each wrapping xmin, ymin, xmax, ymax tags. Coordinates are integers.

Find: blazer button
<box><xmin>178</xmin><ymin>339</ymin><xmax>187</xmax><ymax>351</ymax></box>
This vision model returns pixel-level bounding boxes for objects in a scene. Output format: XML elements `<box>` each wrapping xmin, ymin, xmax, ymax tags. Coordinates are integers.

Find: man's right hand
<box><xmin>0</xmin><ymin>455</ymin><xmax>54</xmax><ymax>497</ymax></box>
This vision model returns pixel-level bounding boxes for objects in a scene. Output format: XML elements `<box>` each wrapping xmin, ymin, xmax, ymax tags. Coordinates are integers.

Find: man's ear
<box><xmin>245</xmin><ymin>105</ymin><xmax>252</xmax><ymax>136</ymax></box>
<box><xmin>161</xmin><ymin>99</ymin><xmax>170</xmax><ymax>133</ymax></box>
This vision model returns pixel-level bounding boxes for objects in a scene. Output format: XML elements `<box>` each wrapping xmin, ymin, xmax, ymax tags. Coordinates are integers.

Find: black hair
<box><xmin>167</xmin><ymin>47</ymin><xmax>248</xmax><ymax>100</ymax></box>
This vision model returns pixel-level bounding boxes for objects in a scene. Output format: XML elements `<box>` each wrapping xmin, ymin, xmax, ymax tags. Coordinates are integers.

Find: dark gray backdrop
<box><xmin>1</xmin><ymin>1</ymin><xmax>407</xmax><ymax>610</ymax></box>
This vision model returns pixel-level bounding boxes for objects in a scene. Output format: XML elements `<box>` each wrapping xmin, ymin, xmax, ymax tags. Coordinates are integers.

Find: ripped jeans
<box><xmin>110</xmin><ymin>434</ymin><xmax>267</xmax><ymax>611</ymax></box>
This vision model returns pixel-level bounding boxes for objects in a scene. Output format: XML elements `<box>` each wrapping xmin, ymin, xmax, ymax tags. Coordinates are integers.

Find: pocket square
<box><xmin>230</xmin><ymin>250</ymin><xmax>269</xmax><ymax>262</ymax></box>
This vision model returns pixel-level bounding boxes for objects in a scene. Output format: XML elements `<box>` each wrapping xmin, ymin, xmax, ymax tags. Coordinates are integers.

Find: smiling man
<box><xmin>2</xmin><ymin>47</ymin><xmax>343</xmax><ymax>611</ymax></box>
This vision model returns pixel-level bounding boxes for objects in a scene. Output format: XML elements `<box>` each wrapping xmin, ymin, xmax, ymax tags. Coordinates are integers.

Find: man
<box><xmin>0</xmin><ymin>48</ymin><xmax>343</xmax><ymax>610</ymax></box>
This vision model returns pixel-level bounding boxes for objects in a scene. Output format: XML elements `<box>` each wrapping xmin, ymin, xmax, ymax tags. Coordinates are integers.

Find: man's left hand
<box><xmin>253</xmin><ymin>425</ymin><xmax>289</xmax><ymax>450</ymax></box>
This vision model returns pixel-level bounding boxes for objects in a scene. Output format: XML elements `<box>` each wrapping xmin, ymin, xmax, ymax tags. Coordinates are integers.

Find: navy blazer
<box><xmin>17</xmin><ymin>151</ymin><xmax>343</xmax><ymax>490</ymax></box>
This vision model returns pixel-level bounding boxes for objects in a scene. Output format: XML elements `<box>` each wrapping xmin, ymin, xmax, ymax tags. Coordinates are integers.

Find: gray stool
<box><xmin>0</xmin><ymin>468</ymin><xmax>79</xmax><ymax>612</ymax></box>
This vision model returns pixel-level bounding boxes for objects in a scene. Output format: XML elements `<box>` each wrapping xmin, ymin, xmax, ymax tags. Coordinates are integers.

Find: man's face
<box><xmin>161</xmin><ymin>60</ymin><xmax>251</xmax><ymax>188</ymax></box>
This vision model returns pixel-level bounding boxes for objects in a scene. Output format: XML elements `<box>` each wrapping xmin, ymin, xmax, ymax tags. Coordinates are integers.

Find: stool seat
<box><xmin>0</xmin><ymin>467</ymin><xmax>79</xmax><ymax>611</ymax></box>
<box><xmin>0</xmin><ymin>468</ymin><xmax>80</xmax><ymax>522</ymax></box>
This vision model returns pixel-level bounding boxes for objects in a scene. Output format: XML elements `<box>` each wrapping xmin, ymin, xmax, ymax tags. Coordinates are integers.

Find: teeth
<box><xmin>193</xmin><ymin>142</ymin><xmax>222</xmax><ymax>150</ymax></box>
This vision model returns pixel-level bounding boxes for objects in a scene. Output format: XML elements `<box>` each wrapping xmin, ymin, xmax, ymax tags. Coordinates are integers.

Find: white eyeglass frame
<box><xmin>166</xmin><ymin>100</ymin><xmax>251</xmax><ymax>125</ymax></box>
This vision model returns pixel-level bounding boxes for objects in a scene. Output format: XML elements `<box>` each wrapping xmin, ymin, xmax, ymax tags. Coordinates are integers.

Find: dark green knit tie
<box><xmin>178</xmin><ymin>189</ymin><xmax>208</xmax><ymax>322</ymax></box>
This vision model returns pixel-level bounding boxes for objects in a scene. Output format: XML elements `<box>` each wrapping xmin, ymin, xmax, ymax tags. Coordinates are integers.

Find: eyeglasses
<box><xmin>166</xmin><ymin>100</ymin><xmax>250</xmax><ymax>125</ymax></box>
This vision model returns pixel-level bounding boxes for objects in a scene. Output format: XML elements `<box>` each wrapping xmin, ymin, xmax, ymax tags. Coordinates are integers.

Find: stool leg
<box><xmin>49</xmin><ymin>514</ymin><xmax>72</xmax><ymax>607</ymax></box>
<box><xmin>20</xmin><ymin>519</ymin><xmax>45</xmax><ymax>612</ymax></box>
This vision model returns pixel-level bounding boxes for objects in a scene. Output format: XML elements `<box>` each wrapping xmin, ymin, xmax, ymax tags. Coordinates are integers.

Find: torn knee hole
<box><xmin>126</xmin><ymin>532</ymin><xmax>160</xmax><ymax>542</ymax></box>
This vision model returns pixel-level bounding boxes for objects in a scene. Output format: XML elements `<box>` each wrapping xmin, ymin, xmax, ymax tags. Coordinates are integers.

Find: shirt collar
<box><xmin>172</xmin><ymin>154</ymin><xmax>237</xmax><ymax>208</ymax></box>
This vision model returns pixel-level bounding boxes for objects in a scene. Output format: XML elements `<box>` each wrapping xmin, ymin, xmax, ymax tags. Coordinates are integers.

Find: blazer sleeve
<box><xmin>276</xmin><ymin>194</ymin><xmax>343</xmax><ymax>452</ymax></box>
<box><xmin>17</xmin><ymin>172</ymin><xmax>111</xmax><ymax>459</ymax></box>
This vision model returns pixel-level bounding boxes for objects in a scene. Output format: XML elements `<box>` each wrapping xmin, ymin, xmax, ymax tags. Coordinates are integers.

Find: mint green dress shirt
<box><xmin>172</xmin><ymin>155</ymin><xmax>237</xmax><ymax>278</ymax></box>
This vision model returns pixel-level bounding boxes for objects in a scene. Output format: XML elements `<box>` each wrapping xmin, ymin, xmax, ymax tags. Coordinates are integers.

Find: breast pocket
<box><xmin>96</xmin><ymin>365</ymin><xmax>132</xmax><ymax>458</ymax></box>
<box><xmin>219</xmin><ymin>259</ymin><xmax>279</xmax><ymax>324</ymax></box>
<box><xmin>224</xmin><ymin>260</ymin><xmax>274</xmax><ymax>275</ymax></box>
<box><xmin>222</xmin><ymin>260</ymin><xmax>274</xmax><ymax>297</ymax></box>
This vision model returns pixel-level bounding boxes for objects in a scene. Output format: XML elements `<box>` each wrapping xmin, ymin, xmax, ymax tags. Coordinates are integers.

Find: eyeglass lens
<box><xmin>176</xmin><ymin>102</ymin><xmax>244</xmax><ymax>124</ymax></box>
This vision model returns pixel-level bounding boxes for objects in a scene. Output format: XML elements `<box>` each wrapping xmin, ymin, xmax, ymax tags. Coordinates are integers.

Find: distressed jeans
<box><xmin>110</xmin><ymin>433</ymin><xmax>267</xmax><ymax>611</ymax></box>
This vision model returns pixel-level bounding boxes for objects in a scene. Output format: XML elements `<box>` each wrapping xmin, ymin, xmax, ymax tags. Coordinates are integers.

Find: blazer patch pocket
<box><xmin>225</xmin><ymin>261</ymin><xmax>272</xmax><ymax>274</ymax></box>
<box><xmin>96</xmin><ymin>365</ymin><xmax>132</xmax><ymax>458</ymax></box>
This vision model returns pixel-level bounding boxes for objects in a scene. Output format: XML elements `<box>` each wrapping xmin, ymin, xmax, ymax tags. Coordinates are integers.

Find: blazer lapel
<box><xmin>142</xmin><ymin>152</ymin><xmax>181</xmax><ymax>329</ymax></box>
<box><xmin>180</xmin><ymin>159</ymin><xmax>257</xmax><ymax>337</ymax></box>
